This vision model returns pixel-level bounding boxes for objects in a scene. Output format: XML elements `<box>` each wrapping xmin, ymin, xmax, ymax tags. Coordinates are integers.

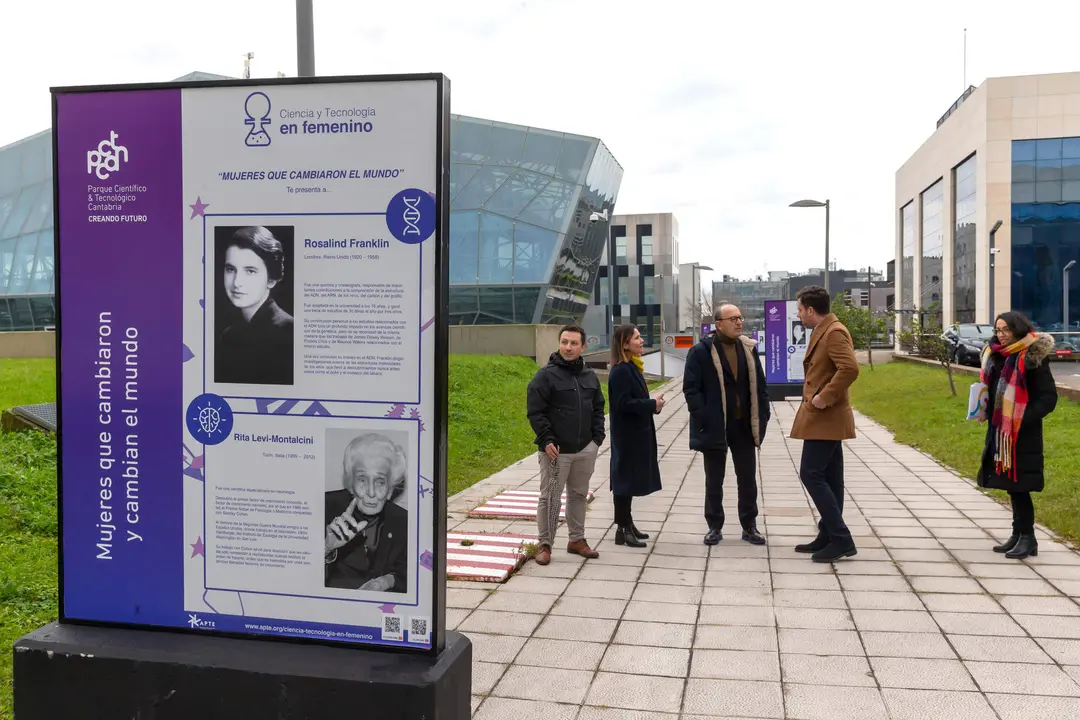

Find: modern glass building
<box><xmin>0</xmin><ymin>89</ymin><xmax>622</xmax><ymax>332</ymax></box>
<box><xmin>449</xmin><ymin>115</ymin><xmax>622</xmax><ymax>325</ymax></box>
<box><xmin>895</xmin><ymin>71</ymin><xmax>1080</xmax><ymax>347</ymax></box>
<box><xmin>0</xmin><ymin>130</ymin><xmax>54</xmax><ymax>331</ymax></box>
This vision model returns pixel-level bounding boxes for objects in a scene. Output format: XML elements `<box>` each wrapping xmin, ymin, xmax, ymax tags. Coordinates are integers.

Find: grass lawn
<box><xmin>0</xmin><ymin>359</ymin><xmax>57</xmax><ymax>720</ymax></box>
<box><xmin>448</xmin><ymin>354</ymin><xmax>665</xmax><ymax>496</ymax></box>
<box><xmin>850</xmin><ymin>361</ymin><xmax>1080</xmax><ymax>545</ymax></box>
<box><xmin>0</xmin><ymin>354</ymin><xmax>667</xmax><ymax>716</ymax></box>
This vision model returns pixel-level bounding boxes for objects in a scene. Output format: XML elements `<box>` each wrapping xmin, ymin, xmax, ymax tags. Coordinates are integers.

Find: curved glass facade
<box><xmin>1012</xmin><ymin>138</ymin><xmax>1080</xmax><ymax>331</ymax></box>
<box><xmin>448</xmin><ymin>115</ymin><xmax>622</xmax><ymax>325</ymax></box>
<box><xmin>0</xmin><ymin>112</ymin><xmax>622</xmax><ymax>333</ymax></box>
<box><xmin>0</xmin><ymin>130</ymin><xmax>54</xmax><ymax>331</ymax></box>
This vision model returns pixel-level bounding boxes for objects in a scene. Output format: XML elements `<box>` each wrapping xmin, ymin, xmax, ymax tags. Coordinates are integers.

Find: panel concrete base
<box><xmin>13</xmin><ymin>622</ymin><xmax>471</xmax><ymax>720</ymax></box>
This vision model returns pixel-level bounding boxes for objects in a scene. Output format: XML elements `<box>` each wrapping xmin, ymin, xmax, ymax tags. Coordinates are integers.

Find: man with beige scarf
<box><xmin>683</xmin><ymin>304</ymin><xmax>771</xmax><ymax>546</ymax></box>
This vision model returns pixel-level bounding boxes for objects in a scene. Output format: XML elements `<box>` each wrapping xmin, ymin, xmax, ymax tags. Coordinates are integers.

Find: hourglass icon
<box><xmin>244</xmin><ymin>92</ymin><xmax>272</xmax><ymax>147</ymax></box>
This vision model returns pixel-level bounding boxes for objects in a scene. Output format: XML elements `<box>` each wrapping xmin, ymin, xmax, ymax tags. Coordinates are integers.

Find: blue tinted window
<box><xmin>1064</xmin><ymin>181</ymin><xmax>1080</xmax><ymax>203</ymax></box>
<box><xmin>449</xmin><ymin>211</ymin><xmax>479</xmax><ymax>284</ymax></box>
<box><xmin>1035</xmin><ymin>159</ymin><xmax>1062</xmax><ymax>182</ymax></box>
<box><xmin>452</xmin><ymin>118</ymin><xmax>491</xmax><ymax>164</ymax></box>
<box><xmin>477</xmin><ymin>286</ymin><xmax>514</xmax><ymax>323</ymax></box>
<box><xmin>1013</xmin><ymin>182</ymin><xmax>1036</xmax><ymax>203</ymax></box>
<box><xmin>519</xmin><ymin>129</ymin><xmax>562</xmax><ymax>176</ymax></box>
<box><xmin>1063</xmin><ymin>158</ymin><xmax>1080</xmax><ymax>181</ymax></box>
<box><xmin>1036</xmin><ymin>181</ymin><xmax>1062</xmax><ymax>203</ymax></box>
<box><xmin>921</xmin><ymin>180</ymin><xmax>945</xmax><ymax>326</ymax></box>
<box><xmin>20</xmin><ymin>182</ymin><xmax>52</xmax><ymax>235</ymax></box>
<box><xmin>1036</xmin><ymin>139</ymin><xmax>1062</xmax><ymax>160</ymax></box>
<box><xmin>484</xmin><ymin>124</ymin><xmax>527</xmax><ymax>167</ymax></box>
<box><xmin>1013</xmin><ymin>140</ymin><xmax>1036</xmax><ymax>162</ymax></box>
<box><xmin>485</xmin><ymin>170</ymin><xmax>549</xmax><ymax>219</ymax></box>
<box><xmin>954</xmin><ymin>155</ymin><xmax>977</xmax><ymax>322</ymax></box>
<box><xmin>453</xmin><ymin>166</ymin><xmax>514</xmax><ymax>210</ymax></box>
<box><xmin>1011</xmin><ymin>202</ymin><xmax>1080</xmax><ymax>329</ymax></box>
<box><xmin>555</xmin><ymin>136</ymin><xmax>594</xmax><ymax>183</ymax></box>
<box><xmin>512</xmin><ymin>287</ymin><xmax>541</xmax><ymax>323</ymax></box>
<box><xmin>7</xmin><ymin>233</ymin><xmax>38</xmax><ymax>294</ymax></box>
<box><xmin>0</xmin><ymin>238</ymin><xmax>16</xmax><ymax>294</ymax></box>
<box><xmin>1064</xmin><ymin>138</ymin><xmax>1080</xmax><ymax>159</ymax></box>
<box><xmin>449</xmin><ymin>286</ymin><xmax>478</xmax><ymax>322</ymax></box>
<box><xmin>518</xmin><ymin>179</ymin><xmax>579</xmax><ymax>232</ymax></box>
<box><xmin>1012</xmin><ymin>160</ymin><xmax>1035</xmax><ymax>183</ymax></box>
<box><xmin>0</xmin><ymin>185</ymin><xmax>41</xmax><ymax>241</ymax></box>
<box><xmin>513</xmin><ymin>222</ymin><xmax>558</xmax><ymax>283</ymax></box>
<box><xmin>450</xmin><ymin>164</ymin><xmax>480</xmax><ymax>204</ymax></box>
<box><xmin>29</xmin><ymin>230</ymin><xmax>53</xmax><ymax>293</ymax></box>
<box><xmin>0</xmin><ymin>193</ymin><xmax>16</xmax><ymax>238</ymax></box>
<box><xmin>478</xmin><ymin>212</ymin><xmax>514</xmax><ymax>283</ymax></box>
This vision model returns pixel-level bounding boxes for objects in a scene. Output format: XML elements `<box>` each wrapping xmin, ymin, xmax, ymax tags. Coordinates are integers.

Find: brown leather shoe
<box><xmin>566</xmin><ymin>539</ymin><xmax>599</xmax><ymax>559</ymax></box>
<box><xmin>535</xmin><ymin>544</ymin><xmax>551</xmax><ymax>566</ymax></box>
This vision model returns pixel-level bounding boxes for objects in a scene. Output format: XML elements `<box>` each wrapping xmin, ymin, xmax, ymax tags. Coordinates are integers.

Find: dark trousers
<box><xmin>703</xmin><ymin>421</ymin><xmax>759</xmax><ymax>531</ymax></box>
<box><xmin>613</xmin><ymin>494</ymin><xmax>634</xmax><ymax>528</ymax></box>
<box><xmin>799</xmin><ymin>439</ymin><xmax>853</xmax><ymax>545</ymax></box>
<box><xmin>1009</xmin><ymin>491</ymin><xmax>1035</xmax><ymax>534</ymax></box>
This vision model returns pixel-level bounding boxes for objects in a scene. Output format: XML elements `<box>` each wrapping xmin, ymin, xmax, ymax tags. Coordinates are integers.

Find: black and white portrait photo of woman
<box><xmin>213</xmin><ymin>225</ymin><xmax>295</xmax><ymax>386</ymax></box>
<box><xmin>324</xmin><ymin>431</ymin><xmax>410</xmax><ymax>594</ymax></box>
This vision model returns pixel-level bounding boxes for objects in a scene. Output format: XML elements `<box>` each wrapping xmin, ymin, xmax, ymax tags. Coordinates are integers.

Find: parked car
<box><xmin>942</xmin><ymin>323</ymin><xmax>994</xmax><ymax>367</ymax></box>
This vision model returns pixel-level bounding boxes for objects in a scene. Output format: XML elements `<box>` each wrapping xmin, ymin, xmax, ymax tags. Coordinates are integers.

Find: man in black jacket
<box><xmin>526</xmin><ymin>325</ymin><xmax>606</xmax><ymax>566</ymax></box>
<box><xmin>683</xmin><ymin>305</ymin><xmax>770</xmax><ymax>546</ymax></box>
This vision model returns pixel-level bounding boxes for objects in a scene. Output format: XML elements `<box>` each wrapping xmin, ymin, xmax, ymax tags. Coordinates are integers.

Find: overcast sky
<box><xmin>5</xmin><ymin>0</ymin><xmax>1080</xmax><ymax>285</ymax></box>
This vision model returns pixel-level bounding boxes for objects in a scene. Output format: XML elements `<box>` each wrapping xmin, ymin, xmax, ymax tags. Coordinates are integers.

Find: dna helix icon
<box><xmin>402</xmin><ymin>195</ymin><xmax>422</xmax><ymax>236</ymax></box>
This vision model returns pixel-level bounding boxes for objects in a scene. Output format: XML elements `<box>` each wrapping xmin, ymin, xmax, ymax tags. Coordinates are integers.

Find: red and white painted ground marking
<box><xmin>466</xmin><ymin>489</ymin><xmax>595</xmax><ymax>520</ymax></box>
<box><xmin>446</xmin><ymin>532</ymin><xmax>535</xmax><ymax>583</ymax></box>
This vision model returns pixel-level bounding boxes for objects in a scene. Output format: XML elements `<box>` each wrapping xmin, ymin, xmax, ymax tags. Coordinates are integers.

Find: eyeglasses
<box><xmin>722</xmin><ymin>316</ymin><xmax>744</xmax><ymax>323</ymax></box>
<box><xmin>994</xmin><ymin>327</ymin><xmax>1010</xmax><ymax>335</ymax></box>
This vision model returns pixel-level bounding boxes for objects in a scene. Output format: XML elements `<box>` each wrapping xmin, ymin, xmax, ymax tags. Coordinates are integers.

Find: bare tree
<box><xmin>686</xmin><ymin>287</ymin><xmax>715</xmax><ymax>329</ymax></box>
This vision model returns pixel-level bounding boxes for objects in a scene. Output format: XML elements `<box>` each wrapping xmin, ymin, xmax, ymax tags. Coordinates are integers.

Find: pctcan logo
<box><xmin>244</xmin><ymin>92</ymin><xmax>273</xmax><ymax>147</ymax></box>
<box><xmin>86</xmin><ymin>131</ymin><xmax>128</xmax><ymax>180</ymax></box>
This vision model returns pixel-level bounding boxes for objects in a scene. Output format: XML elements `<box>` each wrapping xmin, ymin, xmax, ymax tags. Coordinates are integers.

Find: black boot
<box><xmin>795</xmin><ymin>534</ymin><xmax>829</xmax><ymax>554</ymax></box>
<box><xmin>1005</xmin><ymin>533</ymin><xmax>1038</xmax><ymax>559</ymax></box>
<box><xmin>631</xmin><ymin>524</ymin><xmax>649</xmax><ymax>540</ymax></box>
<box><xmin>993</xmin><ymin>532</ymin><xmax>1020</xmax><ymax>553</ymax></box>
<box><xmin>615</xmin><ymin>527</ymin><xmax>646</xmax><ymax>547</ymax></box>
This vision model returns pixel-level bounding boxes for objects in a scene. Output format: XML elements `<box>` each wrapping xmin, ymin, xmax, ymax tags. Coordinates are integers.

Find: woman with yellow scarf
<box><xmin>607</xmin><ymin>324</ymin><xmax>664</xmax><ymax>547</ymax></box>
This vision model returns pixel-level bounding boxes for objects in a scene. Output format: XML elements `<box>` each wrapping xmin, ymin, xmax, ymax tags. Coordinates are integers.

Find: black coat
<box><xmin>526</xmin><ymin>353</ymin><xmax>606</xmax><ymax>455</ymax></box>
<box><xmin>977</xmin><ymin>335</ymin><xmax>1058</xmax><ymax>493</ymax></box>
<box><xmin>324</xmin><ymin>492</ymin><xmax>408</xmax><ymax>592</ymax></box>
<box><xmin>683</xmin><ymin>334</ymin><xmax>770</xmax><ymax>452</ymax></box>
<box><xmin>216</xmin><ymin>297</ymin><xmax>294</xmax><ymax>385</ymax></box>
<box><xmin>607</xmin><ymin>362</ymin><xmax>662</xmax><ymax>497</ymax></box>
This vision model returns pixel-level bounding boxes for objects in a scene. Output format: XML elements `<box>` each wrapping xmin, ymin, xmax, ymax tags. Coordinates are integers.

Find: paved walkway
<box><xmin>446</xmin><ymin>378</ymin><xmax>1080</xmax><ymax>719</ymax></box>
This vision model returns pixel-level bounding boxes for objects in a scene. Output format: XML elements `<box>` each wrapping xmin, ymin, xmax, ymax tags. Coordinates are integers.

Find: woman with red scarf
<box><xmin>977</xmin><ymin>311</ymin><xmax>1058</xmax><ymax>559</ymax></box>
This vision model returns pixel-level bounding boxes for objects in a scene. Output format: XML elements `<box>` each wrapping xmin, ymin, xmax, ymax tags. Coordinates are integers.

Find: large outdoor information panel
<box><xmin>52</xmin><ymin>74</ymin><xmax>450</xmax><ymax>653</ymax></box>
<box><xmin>764</xmin><ymin>299</ymin><xmax>813</xmax><ymax>384</ymax></box>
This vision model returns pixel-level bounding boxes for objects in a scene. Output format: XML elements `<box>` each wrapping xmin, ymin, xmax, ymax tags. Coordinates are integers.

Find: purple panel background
<box><xmin>764</xmin><ymin>300</ymin><xmax>788</xmax><ymax>384</ymax></box>
<box><xmin>56</xmin><ymin>89</ymin><xmax>183</xmax><ymax>625</ymax></box>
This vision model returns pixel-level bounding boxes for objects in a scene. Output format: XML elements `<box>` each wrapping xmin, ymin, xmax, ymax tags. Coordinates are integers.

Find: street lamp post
<box><xmin>657</xmin><ymin>272</ymin><xmax>665</xmax><ymax>379</ymax></box>
<box><xmin>296</xmin><ymin>0</ymin><xmax>315</xmax><ymax>76</ymax></box>
<box><xmin>1065</xmin><ymin>260</ymin><xmax>1077</xmax><ymax>339</ymax></box>
<box><xmin>789</xmin><ymin>199</ymin><xmax>831</xmax><ymax>295</ymax></box>
<box><xmin>988</xmin><ymin>219</ymin><xmax>1003</xmax><ymax>325</ymax></box>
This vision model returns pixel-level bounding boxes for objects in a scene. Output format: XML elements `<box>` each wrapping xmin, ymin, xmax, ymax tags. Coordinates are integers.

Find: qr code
<box><xmin>382</xmin><ymin>614</ymin><xmax>403</xmax><ymax>641</ymax></box>
<box><xmin>409</xmin><ymin>616</ymin><xmax>430</xmax><ymax>643</ymax></box>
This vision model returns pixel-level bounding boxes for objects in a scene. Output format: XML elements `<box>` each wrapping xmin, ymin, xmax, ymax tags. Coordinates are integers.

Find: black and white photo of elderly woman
<box><xmin>324</xmin><ymin>432</ymin><xmax>409</xmax><ymax>593</ymax></box>
<box><xmin>214</xmin><ymin>225</ymin><xmax>294</xmax><ymax>386</ymax></box>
